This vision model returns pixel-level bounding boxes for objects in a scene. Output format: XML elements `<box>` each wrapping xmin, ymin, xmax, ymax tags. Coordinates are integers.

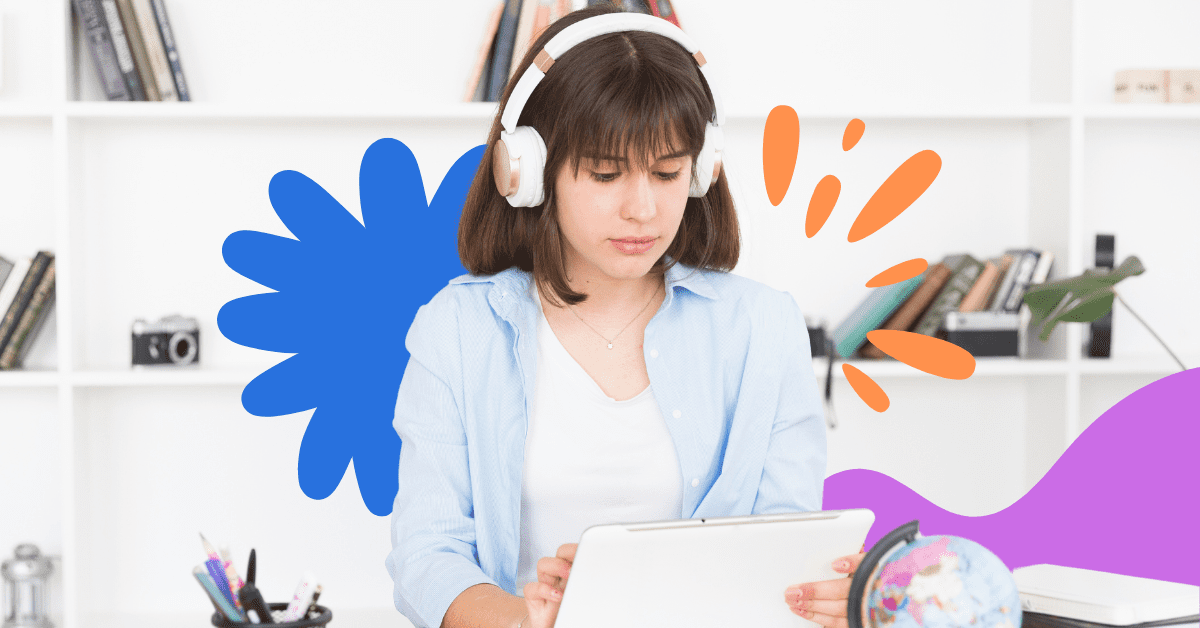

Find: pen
<box><xmin>307</xmin><ymin>585</ymin><xmax>323</xmax><ymax>617</ymax></box>
<box><xmin>281</xmin><ymin>571</ymin><xmax>317</xmax><ymax>622</ymax></box>
<box><xmin>200</xmin><ymin>533</ymin><xmax>239</xmax><ymax>613</ymax></box>
<box><xmin>219</xmin><ymin>545</ymin><xmax>246</xmax><ymax>611</ymax></box>
<box><xmin>193</xmin><ymin>565</ymin><xmax>242</xmax><ymax>622</ymax></box>
<box><xmin>240</xmin><ymin>548</ymin><xmax>274</xmax><ymax>624</ymax></box>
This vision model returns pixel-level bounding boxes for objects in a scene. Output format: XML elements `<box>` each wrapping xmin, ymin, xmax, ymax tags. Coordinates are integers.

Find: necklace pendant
<box><xmin>607</xmin><ymin>343</ymin><xmax>613</xmax><ymax>349</ymax></box>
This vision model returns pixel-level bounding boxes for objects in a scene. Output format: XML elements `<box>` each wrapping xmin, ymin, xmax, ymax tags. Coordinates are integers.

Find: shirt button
<box><xmin>673</xmin><ymin>409</ymin><xmax>681</xmax><ymax>418</ymax></box>
<box><xmin>650</xmin><ymin>349</ymin><xmax>659</xmax><ymax>358</ymax></box>
<box><xmin>691</xmin><ymin>478</ymin><xmax>700</xmax><ymax>487</ymax></box>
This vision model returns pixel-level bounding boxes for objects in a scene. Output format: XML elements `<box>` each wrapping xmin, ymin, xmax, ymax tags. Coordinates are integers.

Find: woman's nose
<box><xmin>621</xmin><ymin>171</ymin><xmax>656</xmax><ymax>222</ymax></box>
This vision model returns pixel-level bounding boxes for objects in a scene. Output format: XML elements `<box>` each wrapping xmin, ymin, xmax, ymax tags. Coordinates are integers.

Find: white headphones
<box><xmin>492</xmin><ymin>12</ymin><xmax>726</xmax><ymax>208</ymax></box>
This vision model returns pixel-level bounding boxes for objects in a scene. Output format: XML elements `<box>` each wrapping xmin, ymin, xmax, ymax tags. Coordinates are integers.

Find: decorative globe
<box><xmin>850</xmin><ymin>521</ymin><xmax>1022</xmax><ymax>628</ymax></box>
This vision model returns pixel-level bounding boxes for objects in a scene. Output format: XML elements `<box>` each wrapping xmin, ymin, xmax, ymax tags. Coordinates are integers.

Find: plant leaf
<box><xmin>1023</xmin><ymin>255</ymin><xmax>1144</xmax><ymax>342</ymax></box>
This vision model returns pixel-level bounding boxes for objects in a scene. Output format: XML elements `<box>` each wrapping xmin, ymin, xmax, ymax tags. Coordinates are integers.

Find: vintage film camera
<box><xmin>131</xmin><ymin>315</ymin><xmax>200</xmax><ymax>366</ymax></box>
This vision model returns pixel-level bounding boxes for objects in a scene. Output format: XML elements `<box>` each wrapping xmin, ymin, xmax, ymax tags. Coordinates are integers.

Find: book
<box><xmin>1001</xmin><ymin>249</ymin><xmax>1043</xmax><ymax>313</ymax></box>
<box><xmin>912</xmin><ymin>253</ymin><xmax>984</xmax><ymax>337</ymax></box>
<box><xmin>979</xmin><ymin>253</ymin><xmax>1015</xmax><ymax>310</ymax></box>
<box><xmin>829</xmin><ymin>273</ymin><xmax>926</xmax><ymax>359</ymax></box>
<box><xmin>1168</xmin><ymin>69</ymin><xmax>1200</xmax><ymax>103</ymax></box>
<box><xmin>510</xmin><ymin>0</ymin><xmax>541</xmax><ymax>79</ymax></box>
<box><xmin>988</xmin><ymin>248</ymin><xmax>1032</xmax><ymax>312</ymax></box>
<box><xmin>0</xmin><ymin>251</ymin><xmax>53</xmax><ymax>359</ymax></box>
<box><xmin>859</xmin><ymin>261</ymin><xmax>953</xmax><ymax>359</ymax></box>
<box><xmin>531</xmin><ymin>0</ymin><xmax>551</xmax><ymax>43</ymax></box>
<box><xmin>0</xmin><ymin>259</ymin><xmax>55</xmax><ymax>369</ymax></box>
<box><xmin>73</xmin><ymin>0</ymin><xmax>133</xmax><ymax>100</ymax></box>
<box><xmin>487</xmin><ymin>0</ymin><xmax>523</xmax><ymax>102</ymax></box>
<box><xmin>0</xmin><ymin>255</ymin><xmax>14</xmax><ymax>292</ymax></box>
<box><xmin>1017</xmin><ymin>249</ymin><xmax>1055</xmax><ymax>350</ymax></box>
<box><xmin>150</xmin><ymin>0</ymin><xmax>190</xmax><ymax>101</ymax></box>
<box><xmin>100</xmin><ymin>0</ymin><xmax>147</xmax><ymax>99</ymax></box>
<box><xmin>115</xmin><ymin>0</ymin><xmax>158</xmax><ymax>100</ymax></box>
<box><xmin>464</xmin><ymin>2</ymin><xmax>505</xmax><ymax>102</ymax></box>
<box><xmin>130</xmin><ymin>0</ymin><xmax>178</xmax><ymax>101</ymax></box>
<box><xmin>1115</xmin><ymin>69</ymin><xmax>1168</xmax><ymax>104</ymax></box>
<box><xmin>958</xmin><ymin>258</ymin><xmax>1000</xmax><ymax>312</ymax></box>
<box><xmin>0</xmin><ymin>257</ymin><xmax>31</xmax><ymax>329</ymax></box>
<box><xmin>646</xmin><ymin>0</ymin><xmax>681</xmax><ymax>27</ymax></box>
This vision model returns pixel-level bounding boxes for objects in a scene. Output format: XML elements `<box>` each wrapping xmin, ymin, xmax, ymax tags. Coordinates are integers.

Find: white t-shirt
<box><xmin>515</xmin><ymin>284</ymin><xmax>684</xmax><ymax>594</ymax></box>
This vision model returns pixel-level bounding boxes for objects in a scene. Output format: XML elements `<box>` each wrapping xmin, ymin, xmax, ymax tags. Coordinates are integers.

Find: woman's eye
<box><xmin>591</xmin><ymin>172</ymin><xmax>619</xmax><ymax>183</ymax></box>
<box><xmin>656</xmin><ymin>170</ymin><xmax>682</xmax><ymax>182</ymax></box>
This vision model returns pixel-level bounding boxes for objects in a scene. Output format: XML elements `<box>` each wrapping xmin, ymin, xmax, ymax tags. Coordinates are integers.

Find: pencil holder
<box><xmin>210</xmin><ymin>602</ymin><xmax>332</xmax><ymax>628</ymax></box>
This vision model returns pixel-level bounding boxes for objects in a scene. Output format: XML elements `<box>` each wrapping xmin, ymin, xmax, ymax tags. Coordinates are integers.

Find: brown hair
<box><xmin>457</xmin><ymin>2</ymin><xmax>740</xmax><ymax>307</ymax></box>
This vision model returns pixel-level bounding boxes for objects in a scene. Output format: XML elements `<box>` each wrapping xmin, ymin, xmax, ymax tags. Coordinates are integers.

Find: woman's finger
<box><xmin>790</xmin><ymin>605</ymin><xmax>851</xmax><ymax>628</ymax></box>
<box><xmin>531</xmin><ymin>580</ymin><xmax>564</xmax><ymax>603</ymax></box>
<box><xmin>832</xmin><ymin>551</ymin><xmax>868</xmax><ymax>574</ymax></box>
<box><xmin>785</xmin><ymin>598</ymin><xmax>849</xmax><ymax>618</ymax></box>
<box><xmin>784</xmin><ymin>575</ymin><xmax>852</xmax><ymax>602</ymax></box>
<box><xmin>536</xmin><ymin>556</ymin><xmax>571</xmax><ymax>586</ymax></box>
<box><xmin>556</xmin><ymin>543</ymin><xmax>579</xmax><ymax>565</ymax></box>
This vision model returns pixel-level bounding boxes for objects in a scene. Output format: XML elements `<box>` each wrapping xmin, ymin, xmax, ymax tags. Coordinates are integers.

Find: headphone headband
<box><xmin>500</xmin><ymin>12</ymin><xmax>725</xmax><ymax>134</ymax></box>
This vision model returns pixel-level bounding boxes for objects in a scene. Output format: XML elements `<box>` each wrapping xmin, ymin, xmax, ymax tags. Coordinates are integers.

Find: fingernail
<box><xmin>553</xmin><ymin>589</ymin><xmax>562</xmax><ymax>599</ymax></box>
<box><xmin>834</xmin><ymin>560</ymin><xmax>849</xmax><ymax>571</ymax></box>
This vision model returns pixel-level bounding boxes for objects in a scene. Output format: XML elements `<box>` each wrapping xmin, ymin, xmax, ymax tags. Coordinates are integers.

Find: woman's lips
<box><xmin>612</xmin><ymin>238</ymin><xmax>656</xmax><ymax>254</ymax></box>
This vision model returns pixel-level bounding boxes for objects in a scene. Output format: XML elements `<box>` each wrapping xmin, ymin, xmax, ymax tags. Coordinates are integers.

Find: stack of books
<box><xmin>1115</xmin><ymin>69</ymin><xmax>1200</xmax><ymax>104</ymax></box>
<box><xmin>464</xmin><ymin>0</ymin><xmax>682</xmax><ymax>103</ymax></box>
<box><xmin>73</xmin><ymin>0</ymin><xmax>190</xmax><ymax>101</ymax></box>
<box><xmin>0</xmin><ymin>251</ymin><xmax>56</xmax><ymax>370</ymax></box>
<box><xmin>1015</xmin><ymin>564</ymin><xmax>1199</xmax><ymax>628</ymax></box>
<box><xmin>829</xmin><ymin>248</ymin><xmax>1055</xmax><ymax>360</ymax></box>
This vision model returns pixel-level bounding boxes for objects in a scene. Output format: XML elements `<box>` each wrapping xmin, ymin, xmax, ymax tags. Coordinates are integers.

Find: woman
<box><xmin>386</xmin><ymin>5</ymin><xmax>864</xmax><ymax>628</ymax></box>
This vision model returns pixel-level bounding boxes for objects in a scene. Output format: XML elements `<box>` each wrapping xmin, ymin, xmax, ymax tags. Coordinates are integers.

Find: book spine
<box><xmin>989</xmin><ymin>248</ymin><xmax>1029</xmax><ymax>312</ymax></box>
<box><xmin>487</xmin><ymin>0</ymin><xmax>523</xmax><ymax>102</ymax></box>
<box><xmin>510</xmin><ymin>0</ymin><xmax>540</xmax><ymax>79</ymax></box>
<box><xmin>912</xmin><ymin>255</ymin><xmax>984</xmax><ymax>337</ymax></box>
<box><xmin>0</xmin><ymin>255</ymin><xmax>14</xmax><ymax>291</ymax></box>
<box><xmin>131</xmin><ymin>0</ymin><xmax>178</xmax><ymax>101</ymax></box>
<box><xmin>958</xmin><ymin>259</ymin><xmax>999</xmax><ymax>313</ymax></box>
<box><xmin>100</xmin><ymin>0</ymin><xmax>146</xmax><ymax>100</ymax></box>
<box><xmin>73</xmin><ymin>0</ymin><xmax>133</xmax><ymax>100</ymax></box>
<box><xmin>654</xmin><ymin>0</ymin><xmax>680</xmax><ymax>27</ymax></box>
<box><xmin>0</xmin><ymin>261</ymin><xmax>55</xmax><ymax>369</ymax></box>
<box><xmin>465</xmin><ymin>2</ymin><xmax>505</xmax><ymax>102</ymax></box>
<box><xmin>0</xmin><ymin>251</ymin><xmax>52</xmax><ymax>358</ymax></box>
<box><xmin>831</xmin><ymin>275</ymin><xmax>923</xmax><ymax>359</ymax></box>
<box><xmin>150</xmin><ymin>0</ymin><xmax>190</xmax><ymax>101</ymax></box>
<box><xmin>1002</xmin><ymin>250</ymin><xmax>1041</xmax><ymax>313</ymax></box>
<box><xmin>14</xmin><ymin>291</ymin><xmax>55</xmax><ymax>368</ymax></box>
<box><xmin>115</xmin><ymin>0</ymin><xmax>158</xmax><ymax>100</ymax></box>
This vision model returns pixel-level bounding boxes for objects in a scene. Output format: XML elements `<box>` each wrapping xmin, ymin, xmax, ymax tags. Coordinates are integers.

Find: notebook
<box><xmin>1013</xmin><ymin>564</ymin><xmax>1200</xmax><ymax>626</ymax></box>
<box><xmin>553</xmin><ymin>508</ymin><xmax>875</xmax><ymax>628</ymax></box>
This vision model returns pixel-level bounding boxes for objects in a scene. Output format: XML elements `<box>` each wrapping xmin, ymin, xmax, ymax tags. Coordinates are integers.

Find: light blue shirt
<box><xmin>386</xmin><ymin>257</ymin><xmax>827</xmax><ymax>628</ymax></box>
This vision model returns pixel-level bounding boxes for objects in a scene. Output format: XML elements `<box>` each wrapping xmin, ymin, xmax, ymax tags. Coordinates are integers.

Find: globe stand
<box><xmin>847</xmin><ymin>520</ymin><xmax>922</xmax><ymax>628</ymax></box>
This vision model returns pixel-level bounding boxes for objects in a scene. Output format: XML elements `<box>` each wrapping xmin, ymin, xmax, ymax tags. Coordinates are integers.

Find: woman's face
<box><xmin>552</xmin><ymin>146</ymin><xmax>693</xmax><ymax>285</ymax></box>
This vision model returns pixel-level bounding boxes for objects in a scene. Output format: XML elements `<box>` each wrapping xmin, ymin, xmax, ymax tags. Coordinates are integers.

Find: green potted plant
<box><xmin>1022</xmin><ymin>255</ymin><xmax>1187</xmax><ymax>372</ymax></box>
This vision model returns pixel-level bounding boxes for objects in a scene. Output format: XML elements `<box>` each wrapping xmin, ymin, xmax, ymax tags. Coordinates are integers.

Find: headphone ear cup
<box><xmin>689</xmin><ymin>123</ymin><xmax>724</xmax><ymax>197</ymax></box>
<box><xmin>495</xmin><ymin>126</ymin><xmax>548</xmax><ymax>207</ymax></box>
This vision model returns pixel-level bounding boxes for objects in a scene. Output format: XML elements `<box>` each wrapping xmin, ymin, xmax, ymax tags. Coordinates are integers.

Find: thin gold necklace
<box><xmin>568</xmin><ymin>281</ymin><xmax>662</xmax><ymax>350</ymax></box>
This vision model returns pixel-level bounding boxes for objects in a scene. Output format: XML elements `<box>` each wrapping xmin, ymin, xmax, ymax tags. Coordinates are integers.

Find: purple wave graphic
<box><xmin>824</xmin><ymin>367</ymin><xmax>1199</xmax><ymax>586</ymax></box>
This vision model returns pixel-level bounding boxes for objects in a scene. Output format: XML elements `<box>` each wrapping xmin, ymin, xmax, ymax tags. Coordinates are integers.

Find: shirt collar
<box><xmin>449</xmin><ymin>255</ymin><xmax>719</xmax><ymax>304</ymax></box>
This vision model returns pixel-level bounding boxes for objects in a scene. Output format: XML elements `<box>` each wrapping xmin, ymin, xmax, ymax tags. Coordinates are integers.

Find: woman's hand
<box><xmin>521</xmin><ymin>543</ymin><xmax>578</xmax><ymax>628</ymax></box>
<box><xmin>783</xmin><ymin>548</ymin><xmax>868</xmax><ymax>628</ymax></box>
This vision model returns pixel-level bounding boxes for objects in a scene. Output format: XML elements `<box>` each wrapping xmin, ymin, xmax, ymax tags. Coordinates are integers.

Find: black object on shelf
<box><xmin>211</xmin><ymin>603</ymin><xmax>332</xmax><ymax>628</ymax></box>
<box><xmin>1088</xmin><ymin>234</ymin><xmax>1115</xmax><ymax>358</ymax></box>
<box><xmin>808</xmin><ymin>325</ymin><xmax>827</xmax><ymax>357</ymax></box>
<box><xmin>941</xmin><ymin>311</ymin><xmax>1020</xmax><ymax>357</ymax></box>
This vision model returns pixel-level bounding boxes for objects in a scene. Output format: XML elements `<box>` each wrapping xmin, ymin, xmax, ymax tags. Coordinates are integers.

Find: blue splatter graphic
<box><xmin>218</xmin><ymin>138</ymin><xmax>484</xmax><ymax>516</ymax></box>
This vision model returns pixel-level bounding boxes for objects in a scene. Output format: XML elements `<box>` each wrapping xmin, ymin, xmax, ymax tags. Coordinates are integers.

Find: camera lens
<box><xmin>169</xmin><ymin>331</ymin><xmax>197</xmax><ymax>365</ymax></box>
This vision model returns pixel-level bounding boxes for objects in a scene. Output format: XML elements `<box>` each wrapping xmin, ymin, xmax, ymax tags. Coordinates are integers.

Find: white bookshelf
<box><xmin>0</xmin><ymin>1</ymin><xmax>1196</xmax><ymax>627</ymax></box>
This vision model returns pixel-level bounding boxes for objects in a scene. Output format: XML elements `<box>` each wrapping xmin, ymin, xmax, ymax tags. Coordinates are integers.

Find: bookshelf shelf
<box><xmin>1</xmin><ymin>2</ymin><xmax>1195</xmax><ymax>628</ymax></box>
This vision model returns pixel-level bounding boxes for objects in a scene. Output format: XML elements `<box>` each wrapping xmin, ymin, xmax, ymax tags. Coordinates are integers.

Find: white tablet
<box><xmin>555</xmin><ymin>508</ymin><xmax>875</xmax><ymax>628</ymax></box>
